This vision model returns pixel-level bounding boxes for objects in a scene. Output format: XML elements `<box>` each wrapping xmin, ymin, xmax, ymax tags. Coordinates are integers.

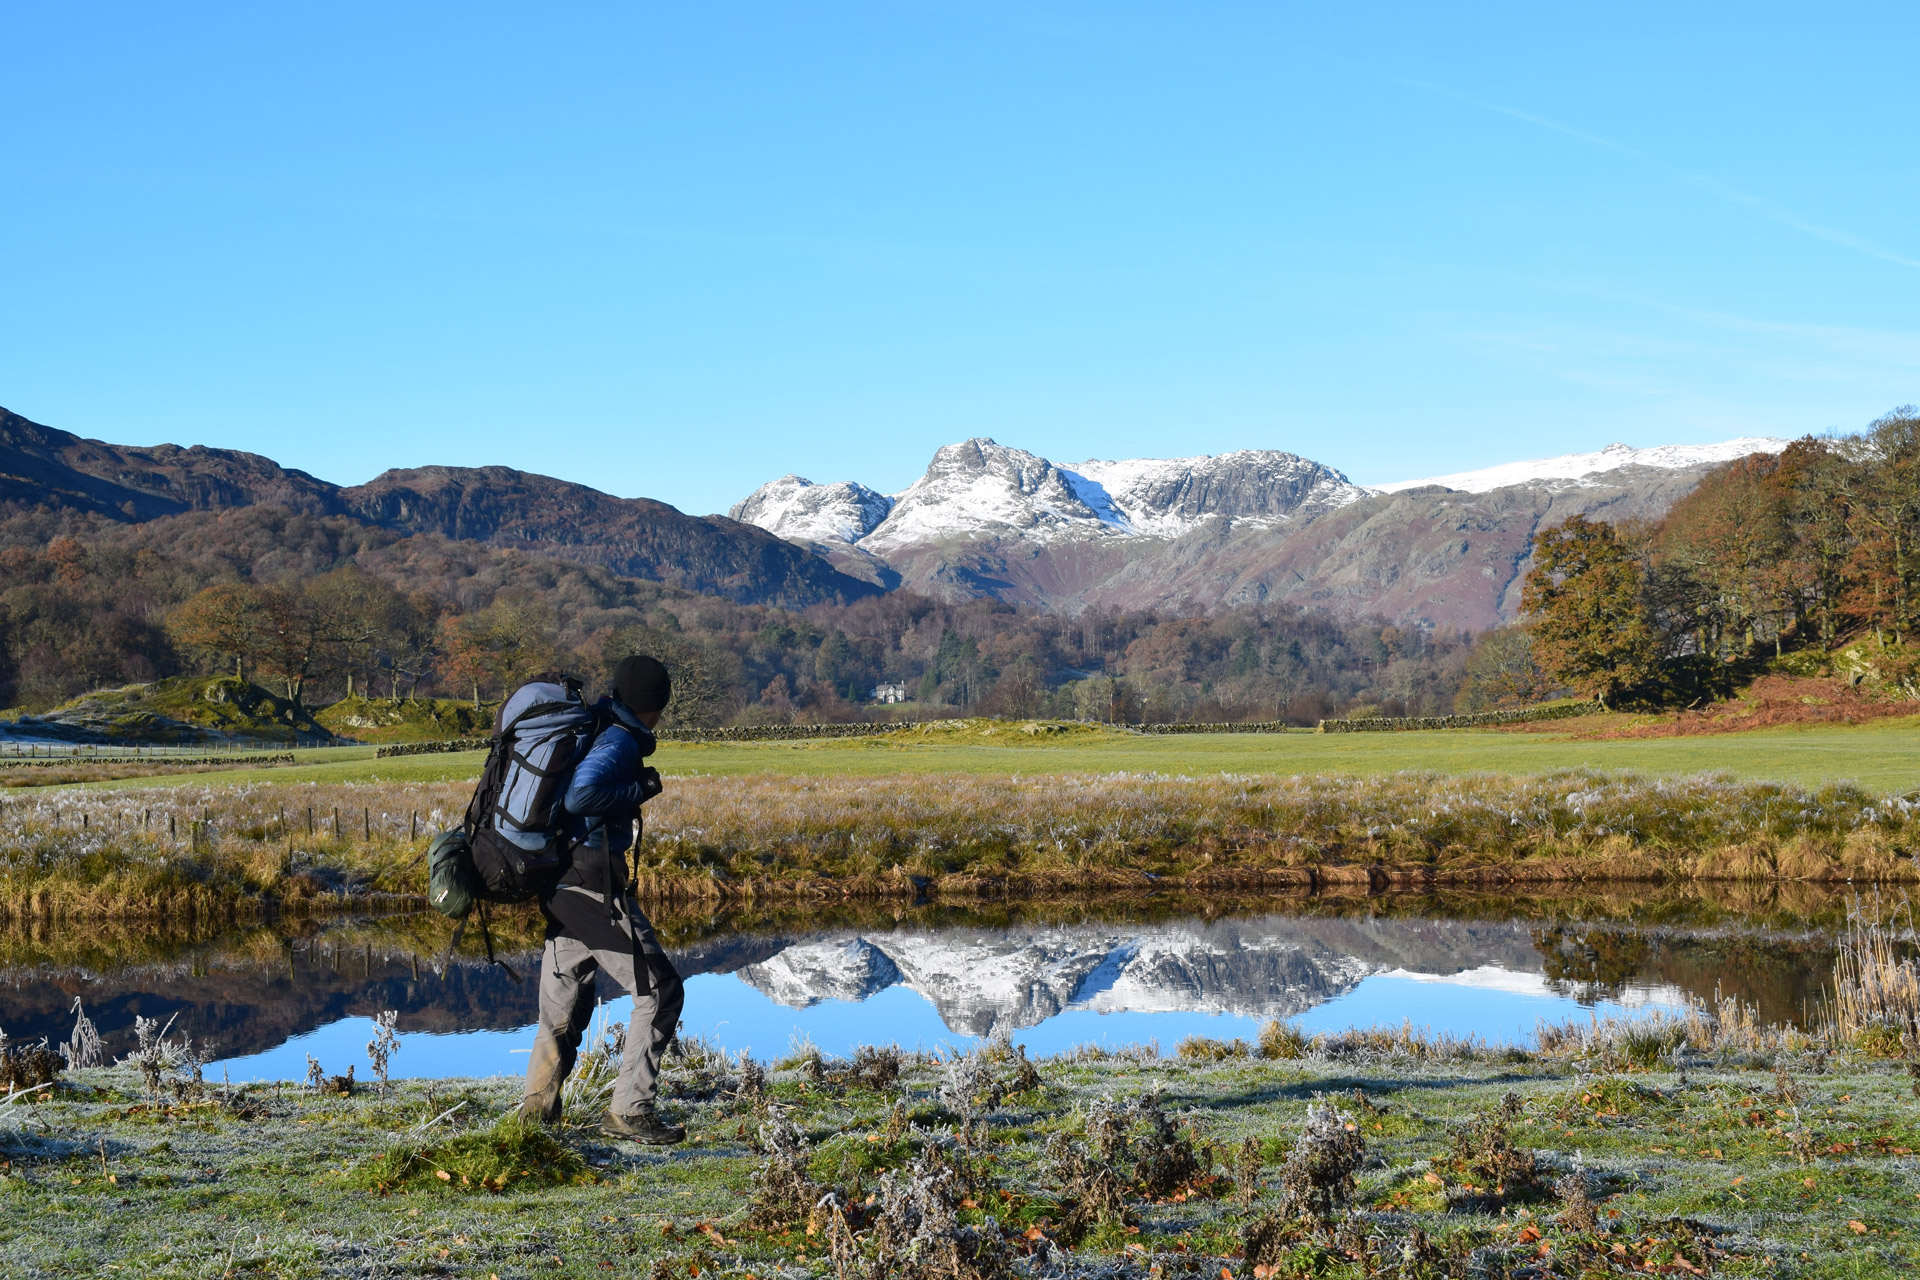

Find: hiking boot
<box><xmin>602</xmin><ymin>1105</ymin><xmax>686</xmax><ymax>1145</ymax></box>
<box><xmin>517</xmin><ymin>1033</ymin><xmax>564</xmax><ymax>1126</ymax></box>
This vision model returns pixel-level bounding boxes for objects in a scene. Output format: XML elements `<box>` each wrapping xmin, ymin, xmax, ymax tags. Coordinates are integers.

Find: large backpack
<box><xmin>425</xmin><ymin>674</ymin><xmax>604</xmax><ymax>979</ymax></box>
<box><xmin>460</xmin><ymin>674</ymin><xmax>602</xmax><ymax>904</ymax></box>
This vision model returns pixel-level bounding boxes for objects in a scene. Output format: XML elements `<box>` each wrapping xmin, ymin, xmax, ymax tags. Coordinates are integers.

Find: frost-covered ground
<box><xmin>4</xmin><ymin>1015</ymin><xmax>1917</xmax><ymax>1279</ymax></box>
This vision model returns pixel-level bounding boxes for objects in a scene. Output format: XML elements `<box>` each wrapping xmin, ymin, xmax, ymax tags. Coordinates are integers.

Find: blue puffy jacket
<box><xmin>555</xmin><ymin>697</ymin><xmax>656</xmax><ymax>891</ymax></box>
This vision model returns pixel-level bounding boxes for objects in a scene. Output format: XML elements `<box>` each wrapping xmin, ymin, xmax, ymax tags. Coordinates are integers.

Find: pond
<box><xmin>0</xmin><ymin>889</ymin><xmax>1850</xmax><ymax>1084</ymax></box>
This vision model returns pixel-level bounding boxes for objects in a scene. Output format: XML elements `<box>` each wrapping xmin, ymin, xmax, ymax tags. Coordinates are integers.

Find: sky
<box><xmin>3</xmin><ymin>2</ymin><xmax>1916</xmax><ymax>516</ymax></box>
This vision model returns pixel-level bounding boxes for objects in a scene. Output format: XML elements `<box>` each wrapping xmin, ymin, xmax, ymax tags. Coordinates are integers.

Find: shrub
<box><xmin>1259</xmin><ymin>1020</ymin><xmax>1309</xmax><ymax>1060</ymax></box>
<box><xmin>0</xmin><ymin>1032</ymin><xmax>60</xmax><ymax>1091</ymax></box>
<box><xmin>1177</xmin><ymin>1035</ymin><xmax>1253</xmax><ymax>1062</ymax></box>
<box><xmin>1437</xmin><ymin>1093</ymin><xmax>1542</xmax><ymax>1212</ymax></box>
<box><xmin>1275</xmin><ymin>1096</ymin><xmax>1367</xmax><ymax>1223</ymax></box>
<box><xmin>356</xmin><ymin>1113</ymin><xmax>593</xmax><ymax>1194</ymax></box>
<box><xmin>746</xmin><ymin>1118</ymin><xmax>820</xmax><ymax>1232</ymax></box>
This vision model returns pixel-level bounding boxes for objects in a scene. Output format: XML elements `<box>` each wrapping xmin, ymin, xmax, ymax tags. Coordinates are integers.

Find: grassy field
<box><xmin>73</xmin><ymin>713</ymin><xmax>1920</xmax><ymax>794</ymax></box>
<box><xmin>5</xmin><ymin>1012</ymin><xmax>1916</xmax><ymax>1278</ymax></box>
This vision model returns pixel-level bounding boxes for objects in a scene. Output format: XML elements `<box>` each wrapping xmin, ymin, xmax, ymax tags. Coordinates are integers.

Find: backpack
<box><xmin>462</xmin><ymin>674</ymin><xmax>603</xmax><ymax>903</ymax></box>
<box><xmin>424</xmin><ymin>675</ymin><xmax>602</xmax><ymax>980</ymax></box>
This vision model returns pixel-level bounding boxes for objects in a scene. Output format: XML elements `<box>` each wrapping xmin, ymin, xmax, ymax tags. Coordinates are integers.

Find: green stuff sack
<box><xmin>426</xmin><ymin>829</ymin><xmax>479</xmax><ymax>920</ymax></box>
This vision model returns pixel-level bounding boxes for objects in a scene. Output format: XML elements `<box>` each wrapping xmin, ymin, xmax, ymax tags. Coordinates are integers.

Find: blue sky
<box><xmin>3</xmin><ymin>3</ymin><xmax>1915</xmax><ymax>516</ymax></box>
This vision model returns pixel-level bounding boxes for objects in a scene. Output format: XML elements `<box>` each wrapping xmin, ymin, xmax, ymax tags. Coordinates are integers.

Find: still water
<box><xmin>1</xmin><ymin>891</ymin><xmax>1844</xmax><ymax>1082</ymax></box>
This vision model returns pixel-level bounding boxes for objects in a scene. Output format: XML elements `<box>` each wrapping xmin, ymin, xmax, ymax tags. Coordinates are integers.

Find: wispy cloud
<box><xmin>1399</xmin><ymin>78</ymin><xmax>1919</xmax><ymax>271</ymax></box>
<box><xmin>1677</xmin><ymin>174</ymin><xmax>1920</xmax><ymax>269</ymax></box>
<box><xmin>1396</xmin><ymin>78</ymin><xmax>1641</xmax><ymax>159</ymax></box>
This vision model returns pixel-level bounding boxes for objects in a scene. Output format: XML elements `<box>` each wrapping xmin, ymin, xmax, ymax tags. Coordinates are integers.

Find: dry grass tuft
<box><xmin>1822</xmin><ymin>896</ymin><xmax>1920</xmax><ymax>1055</ymax></box>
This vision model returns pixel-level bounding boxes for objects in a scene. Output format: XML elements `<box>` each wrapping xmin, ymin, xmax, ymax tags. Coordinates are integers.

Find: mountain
<box><xmin>338</xmin><ymin>466</ymin><xmax>878</xmax><ymax>604</ymax></box>
<box><xmin>728</xmin><ymin>474</ymin><xmax>896</xmax><ymax>545</ymax></box>
<box><xmin>0</xmin><ymin>405</ymin><xmax>339</xmax><ymax>519</ymax></box>
<box><xmin>1375</xmin><ymin>438</ymin><xmax>1790</xmax><ymax>495</ymax></box>
<box><xmin>0</xmin><ymin>406</ymin><xmax>877</xmax><ymax>608</ymax></box>
<box><xmin>733</xmin><ymin>438</ymin><xmax>1365</xmax><ymax>551</ymax></box>
<box><xmin>732</xmin><ymin>914</ymin><xmax>1593</xmax><ymax>1036</ymax></box>
<box><xmin>731</xmin><ymin>434</ymin><xmax>1791</xmax><ymax>629</ymax></box>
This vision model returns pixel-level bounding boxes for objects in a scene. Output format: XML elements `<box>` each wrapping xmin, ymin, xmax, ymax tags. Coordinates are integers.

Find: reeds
<box><xmin>1821</xmin><ymin>896</ymin><xmax>1920</xmax><ymax>1055</ymax></box>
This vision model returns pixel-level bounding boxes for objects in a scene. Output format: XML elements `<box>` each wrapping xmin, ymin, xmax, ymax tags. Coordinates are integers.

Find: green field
<box><xmin>83</xmin><ymin>714</ymin><xmax>1920</xmax><ymax>793</ymax></box>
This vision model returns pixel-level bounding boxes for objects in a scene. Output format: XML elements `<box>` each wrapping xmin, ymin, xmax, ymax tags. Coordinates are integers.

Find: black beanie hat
<box><xmin>612</xmin><ymin>655</ymin><xmax>672</xmax><ymax>714</ymax></box>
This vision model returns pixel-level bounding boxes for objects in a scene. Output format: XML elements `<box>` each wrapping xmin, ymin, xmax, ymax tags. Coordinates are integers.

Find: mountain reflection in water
<box><xmin>0</xmin><ymin>892</ymin><xmax>1845</xmax><ymax>1079</ymax></box>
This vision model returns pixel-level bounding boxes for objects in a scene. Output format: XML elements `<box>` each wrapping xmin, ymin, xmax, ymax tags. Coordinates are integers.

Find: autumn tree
<box><xmin>1654</xmin><ymin>451</ymin><xmax>1793</xmax><ymax>662</ymax></box>
<box><xmin>45</xmin><ymin>536</ymin><xmax>89</xmax><ymax>586</ymax></box>
<box><xmin>1844</xmin><ymin>407</ymin><xmax>1920</xmax><ymax>644</ymax></box>
<box><xmin>1775</xmin><ymin>438</ymin><xmax>1856</xmax><ymax>651</ymax></box>
<box><xmin>1521</xmin><ymin>516</ymin><xmax>1659</xmax><ymax>706</ymax></box>
<box><xmin>1452</xmin><ymin>625</ymin><xmax>1556</xmax><ymax>712</ymax></box>
<box><xmin>437</xmin><ymin>596</ymin><xmax>560</xmax><ymax>705</ymax></box>
<box><xmin>166</xmin><ymin>583</ymin><xmax>274</xmax><ymax>680</ymax></box>
<box><xmin>256</xmin><ymin>587</ymin><xmax>324</xmax><ymax>705</ymax></box>
<box><xmin>384</xmin><ymin>590</ymin><xmax>446</xmax><ymax>698</ymax></box>
<box><xmin>439</xmin><ymin>613</ymin><xmax>495</xmax><ymax>708</ymax></box>
<box><xmin>307</xmin><ymin>566</ymin><xmax>413</xmax><ymax>698</ymax></box>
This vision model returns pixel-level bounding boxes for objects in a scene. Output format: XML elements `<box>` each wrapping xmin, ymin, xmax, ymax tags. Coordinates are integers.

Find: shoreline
<box><xmin>8</xmin><ymin>852</ymin><xmax>1920</xmax><ymax>924</ymax></box>
<box><xmin>5</xmin><ymin>765</ymin><xmax>1915</xmax><ymax>921</ymax></box>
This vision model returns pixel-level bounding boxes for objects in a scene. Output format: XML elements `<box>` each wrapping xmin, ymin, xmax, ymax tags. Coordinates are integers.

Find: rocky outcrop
<box><xmin>1070</xmin><ymin>451</ymin><xmax>1365</xmax><ymax>535</ymax></box>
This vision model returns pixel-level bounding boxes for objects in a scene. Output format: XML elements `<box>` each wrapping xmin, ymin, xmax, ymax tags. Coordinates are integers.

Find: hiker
<box><xmin>519</xmin><ymin>654</ymin><xmax>686</xmax><ymax>1144</ymax></box>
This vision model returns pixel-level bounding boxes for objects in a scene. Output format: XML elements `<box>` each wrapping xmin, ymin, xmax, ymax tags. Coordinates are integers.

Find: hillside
<box><xmin>0</xmin><ymin>406</ymin><xmax>875</xmax><ymax>609</ymax></box>
<box><xmin>10</xmin><ymin>676</ymin><xmax>330</xmax><ymax>743</ymax></box>
<box><xmin>0</xmin><ymin>406</ymin><xmax>338</xmax><ymax>519</ymax></box>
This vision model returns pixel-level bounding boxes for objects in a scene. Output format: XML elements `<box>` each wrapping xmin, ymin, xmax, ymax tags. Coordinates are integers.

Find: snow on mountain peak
<box><xmin>732</xmin><ymin>438</ymin><xmax>1369</xmax><ymax>551</ymax></box>
<box><xmin>1374</xmin><ymin>437</ymin><xmax>1791</xmax><ymax>495</ymax></box>
<box><xmin>1071</xmin><ymin>450</ymin><xmax>1366</xmax><ymax>537</ymax></box>
<box><xmin>861</xmin><ymin>438</ymin><xmax>1111</xmax><ymax>550</ymax></box>
<box><xmin>728</xmin><ymin>474</ymin><xmax>894</xmax><ymax>545</ymax></box>
<box><xmin>729</xmin><ymin>433</ymin><xmax>1782</xmax><ymax>554</ymax></box>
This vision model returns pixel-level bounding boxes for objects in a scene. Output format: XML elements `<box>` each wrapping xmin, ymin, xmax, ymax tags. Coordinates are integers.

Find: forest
<box><xmin>2</xmin><ymin>407</ymin><xmax>1914</xmax><ymax>728</ymax></box>
<box><xmin>0</xmin><ymin>499</ymin><xmax>1472</xmax><ymax>729</ymax></box>
<box><xmin>1518</xmin><ymin>407</ymin><xmax>1920</xmax><ymax>707</ymax></box>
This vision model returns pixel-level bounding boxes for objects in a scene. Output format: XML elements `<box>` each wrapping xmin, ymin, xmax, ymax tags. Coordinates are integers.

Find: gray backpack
<box><xmin>459</xmin><ymin>675</ymin><xmax>602</xmax><ymax>903</ymax></box>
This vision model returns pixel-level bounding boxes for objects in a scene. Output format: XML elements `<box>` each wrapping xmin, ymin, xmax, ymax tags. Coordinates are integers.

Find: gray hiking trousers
<box><xmin>526</xmin><ymin>886</ymin><xmax>684</xmax><ymax>1116</ymax></box>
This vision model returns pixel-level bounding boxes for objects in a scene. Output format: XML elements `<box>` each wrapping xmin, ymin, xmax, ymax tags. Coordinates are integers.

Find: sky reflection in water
<box><xmin>211</xmin><ymin>967</ymin><xmax>1685</xmax><ymax>1083</ymax></box>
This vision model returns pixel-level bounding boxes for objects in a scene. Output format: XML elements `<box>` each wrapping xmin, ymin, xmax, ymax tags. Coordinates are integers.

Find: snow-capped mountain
<box><xmin>730</xmin><ymin>438</ymin><xmax>1367</xmax><ymax>552</ymax></box>
<box><xmin>727</xmin><ymin>475</ymin><xmax>894</xmax><ymax>545</ymax></box>
<box><xmin>731</xmin><ymin>915</ymin><xmax>1556</xmax><ymax>1036</ymax></box>
<box><xmin>1374</xmin><ymin>438</ymin><xmax>1791</xmax><ymax>495</ymax></box>
<box><xmin>726</xmin><ymin>432</ymin><xmax>1789</xmax><ymax>627</ymax></box>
